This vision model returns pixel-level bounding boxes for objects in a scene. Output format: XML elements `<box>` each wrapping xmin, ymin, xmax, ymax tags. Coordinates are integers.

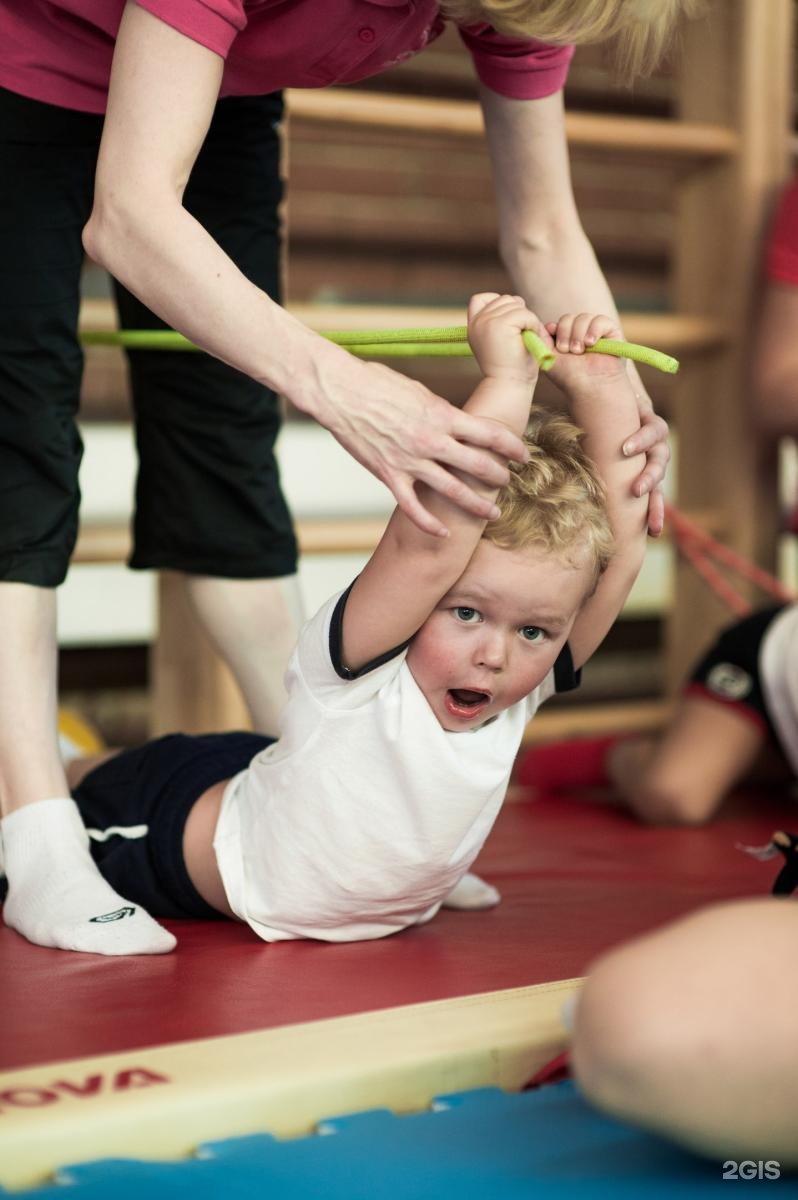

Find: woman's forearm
<box><xmin>84</xmin><ymin>1</ymin><xmax>348</xmax><ymax>420</ymax></box>
<box><xmin>83</xmin><ymin>192</ymin><xmax>343</xmax><ymax>417</ymax></box>
<box><xmin>480</xmin><ymin>87</ymin><xmax>623</xmax><ymax>329</ymax></box>
<box><xmin>506</xmin><ymin>226</ymin><xmax>619</xmax><ymax>327</ymax></box>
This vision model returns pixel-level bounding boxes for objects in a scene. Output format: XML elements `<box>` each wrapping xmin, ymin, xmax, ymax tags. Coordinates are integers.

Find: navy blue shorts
<box><xmin>686</xmin><ymin>605</ymin><xmax>785</xmax><ymax>738</ymax></box>
<box><xmin>71</xmin><ymin>732</ymin><xmax>275</xmax><ymax>919</ymax></box>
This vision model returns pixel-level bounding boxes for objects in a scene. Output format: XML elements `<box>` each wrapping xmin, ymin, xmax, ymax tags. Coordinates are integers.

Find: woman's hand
<box><xmin>622</xmin><ymin>397</ymin><xmax>669</xmax><ymax>538</ymax></box>
<box><xmin>301</xmin><ymin>347</ymin><xmax>529</xmax><ymax>538</ymax></box>
<box><xmin>546</xmin><ymin>314</ymin><xmax>669</xmax><ymax>537</ymax></box>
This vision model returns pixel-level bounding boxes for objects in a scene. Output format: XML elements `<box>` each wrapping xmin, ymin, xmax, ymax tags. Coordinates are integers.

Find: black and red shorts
<box><xmin>685</xmin><ymin>605</ymin><xmax>785</xmax><ymax>737</ymax></box>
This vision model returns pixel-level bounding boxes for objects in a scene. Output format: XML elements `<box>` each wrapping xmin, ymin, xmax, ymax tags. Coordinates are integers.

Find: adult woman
<box><xmin>0</xmin><ymin>0</ymin><xmax>689</xmax><ymax>955</ymax></box>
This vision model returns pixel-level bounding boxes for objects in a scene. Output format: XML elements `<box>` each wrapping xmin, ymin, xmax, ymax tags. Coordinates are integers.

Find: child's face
<box><xmin>406</xmin><ymin>538</ymin><xmax>594</xmax><ymax>732</ymax></box>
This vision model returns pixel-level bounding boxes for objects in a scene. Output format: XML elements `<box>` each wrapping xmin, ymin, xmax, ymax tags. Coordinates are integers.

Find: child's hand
<box><xmin>545</xmin><ymin>313</ymin><xmax>625</xmax><ymax>391</ymax></box>
<box><xmin>467</xmin><ymin>293</ymin><xmax>549</xmax><ymax>384</ymax></box>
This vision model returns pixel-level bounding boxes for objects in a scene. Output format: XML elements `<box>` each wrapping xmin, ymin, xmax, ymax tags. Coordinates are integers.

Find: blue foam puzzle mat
<box><xmin>8</xmin><ymin>1082</ymin><xmax>795</xmax><ymax>1197</ymax></box>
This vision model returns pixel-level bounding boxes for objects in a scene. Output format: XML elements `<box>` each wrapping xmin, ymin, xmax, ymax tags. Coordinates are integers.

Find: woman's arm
<box><xmin>479</xmin><ymin>86</ymin><xmax>669</xmax><ymax>535</ymax></box>
<box><xmin>82</xmin><ymin>3</ymin><xmax>528</xmax><ymax>537</ymax></box>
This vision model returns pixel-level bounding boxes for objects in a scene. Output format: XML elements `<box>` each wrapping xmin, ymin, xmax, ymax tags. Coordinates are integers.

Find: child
<box><xmin>518</xmin><ymin>603</ymin><xmax>798</xmax><ymax>826</ymax></box>
<box><xmin>572</xmin><ymin>894</ymin><xmax>798</xmax><ymax>1167</ymax></box>
<box><xmin>1</xmin><ymin>294</ymin><xmax>648</xmax><ymax>953</ymax></box>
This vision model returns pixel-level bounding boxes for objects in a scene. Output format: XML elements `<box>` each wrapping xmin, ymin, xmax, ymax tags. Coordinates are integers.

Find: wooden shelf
<box><xmin>297</xmin><ymin>517</ymin><xmax>388</xmax><ymax>555</ymax></box>
<box><xmin>79</xmin><ymin>298</ymin><xmax>118</xmax><ymax>330</ymax></box>
<box><xmin>73</xmin><ymin>523</ymin><xmax>131</xmax><ymax>565</ymax></box>
<box><xmin>73</xmin><ymin>506</ymin><xmax>727</xmax><ymax>570</ymax></box>
<box><xmin>288</xmin><ymin>89</ymin><xmax>739</xmax><ymax>160</ymax></box>
<box><xmin>74</xmin><ymin>517</ymin><xmax>389</xmax><ymax>565</ymax></box>
<box><xmin>521</xmin><ymin>698</ymin><xmax>671</xmax><ymax>746</ymax></box>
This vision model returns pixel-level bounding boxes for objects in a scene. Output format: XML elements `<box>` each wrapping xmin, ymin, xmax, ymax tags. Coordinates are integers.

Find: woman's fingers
<box><xmin>644</xmin><ymin>485</ymin><xmax>665</xmax><ymax>539</ymax></box>
<box><xmin>623</xmin><ymin>412</ymin><xmax>670</xmax><ymax>468</ymax></box>
<box><xmin>415</xmin><ymin>459</ymin><xmax>503</xmax><ymax>519</ymax></box>
<box><xmin>624</xmin><ymin>417</ymin><xmax>669</xmax><ymax>537</ymax></box>
<box><xmin>386</xmin><ymin>402</ymin><xmax>526</xmax><ymax>475</ymax></box>
<box><xmin>442</xmin><ymin>441</ymin><xmax>511</xmax><ymax>488</ymax></box>
<box><xmin>388</xmin><ymin>460</ymin><xmax>502</xmax><ymax>536</ymax></box>
<box><xmin>378</xmin><ymin>414</ymin><xmax>520</xmax><ymax>534</ymax></box>
<box><xmin>388</xmin><ymin>475</ymin><xmax>450</xmax><ymax>539</ymax></box>
<box><xmin>633</xmin><ymin>448</ymin><xmax>669</xmax><ymax>497</ymax></box>
<box><xmin>450</xmin><ymin>417</ymin><xmax>527</xmax><ymax>467</ymax></box>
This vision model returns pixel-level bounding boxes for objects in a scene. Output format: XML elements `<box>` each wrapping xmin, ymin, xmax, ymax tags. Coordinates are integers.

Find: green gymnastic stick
<box><xmin>267</xmin><ymin>324</ymin><xmax>678</xmax><ymax>373</ymax></box>
<box><xmin>79</xmin><ymin>327</ymin><xmax>679</xmax><ymax>374</ymax></box>
<box><xmin>324</xmin><ymin>326</ymin><xmax>556</xmax><ymax>369</ymax></box>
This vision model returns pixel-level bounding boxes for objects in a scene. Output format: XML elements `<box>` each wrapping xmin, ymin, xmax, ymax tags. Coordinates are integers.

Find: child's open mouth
<box><xmin>445</xmin><ymin>688</ymin><xmax>491</xmax><ymax>720</ymax></box>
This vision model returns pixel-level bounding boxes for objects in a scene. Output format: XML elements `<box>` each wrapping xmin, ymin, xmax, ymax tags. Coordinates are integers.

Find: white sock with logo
<box><xmin>441</xmin><ymin>871</ymin><xmax>501</xmax><ymax>910</ymax></box>
<box><xmin>1</xmin><ymin>798</ymin><xmax>176</xmax><ymax>955</ymax></box>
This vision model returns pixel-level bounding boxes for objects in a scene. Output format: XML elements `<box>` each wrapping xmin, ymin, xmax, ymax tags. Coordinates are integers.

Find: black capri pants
<box><xmin>0</xmin><ymin>86</ymin><xmax>297</xmax><ymax>587</ymax></box>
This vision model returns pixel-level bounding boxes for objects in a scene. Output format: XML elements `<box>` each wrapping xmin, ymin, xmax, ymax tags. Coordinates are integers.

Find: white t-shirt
<box><xmin>760</xmin><ymin>603</ymin><xmax>798</xmax><ymax>774</ymax></box>
<box><xmin>213</xmin><ymin>588</ymin><xmax>577</xmax><ymax>943</ymax></box>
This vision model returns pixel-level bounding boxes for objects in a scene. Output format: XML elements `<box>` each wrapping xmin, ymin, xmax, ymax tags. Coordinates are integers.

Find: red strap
<box><xmin>665</xmin><ymin>502</ymin><xmax>795</xmax><ymax>615</ymax></box>
<box><xmin>524</xmin><ymin>1050</ymin><xmax>571</xmax><ymax>1089</ymax></box>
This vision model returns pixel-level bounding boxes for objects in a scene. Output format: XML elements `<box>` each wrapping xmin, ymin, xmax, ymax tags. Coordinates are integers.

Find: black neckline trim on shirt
<box><xmin>553</xmin><ymin>642</ymin><xmax>580</xmax><ymax>693</ymax></box>
<box><xmin>329</xmin><ymin>580</ymin><xmax>411</xmax><ymax>680</ymax></box>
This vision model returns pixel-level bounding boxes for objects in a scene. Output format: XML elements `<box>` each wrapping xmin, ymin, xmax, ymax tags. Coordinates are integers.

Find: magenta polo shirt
<box><xmin>0</xmin><ymin>0</ymin><xmax>574</xmax><ymax>115</ymax></box>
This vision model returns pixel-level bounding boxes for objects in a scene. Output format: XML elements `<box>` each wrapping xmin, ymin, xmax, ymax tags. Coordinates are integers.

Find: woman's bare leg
<box><xmin>0</xmin><ymin>585</ymin><xmax>66</xmax><ymax>814</ymax></box>
<box><xmin>0</xmin><ymin>584</ymin><xmax>174</xmax><ymax>954</ymax></box>
<box><xmin>186</xmin><ymin>574</ymin><xmax>302</xmax><ymax>734</ymax></box>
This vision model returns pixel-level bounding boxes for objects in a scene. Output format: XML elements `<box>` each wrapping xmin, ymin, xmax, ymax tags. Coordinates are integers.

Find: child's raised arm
<box><xmin>340</xmin><ymin>294</ymin><xmax>549</xmax><ymax>673</ymax></box>
<box><xmin>545</xmin><ymin>313</ymin><xmax>649</xmax><ymax>670</ymax></box>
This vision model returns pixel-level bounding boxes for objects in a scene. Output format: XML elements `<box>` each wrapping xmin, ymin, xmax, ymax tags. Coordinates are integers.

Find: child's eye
<box><xmin>454</xmin><ymin>606</ymin><xmax>482</xmax><ymax>623</ymax></box>
<box><xmin>520</xmin><ymin>625</ymin><xmax>546</xmax><ymax>643</ymax></box>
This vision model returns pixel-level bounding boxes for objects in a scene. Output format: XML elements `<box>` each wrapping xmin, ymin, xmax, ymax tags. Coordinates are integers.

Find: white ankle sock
<box><xmin>1</xmin><ymin>798</ymin><xmax>176</xmax><ymax>955</ymax></box>
<box><xmin>441</xmin><ymin>871</ymin><xmax>501</xmax><ymax>910</ymax></box>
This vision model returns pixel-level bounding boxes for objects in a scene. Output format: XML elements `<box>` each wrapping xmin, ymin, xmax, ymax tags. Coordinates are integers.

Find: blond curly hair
<box><xmin>442</xmin><ymin>0</ymin><xmax>702</xmax><ymax>77</ymax></box>
<box><xmin>484</xmin><ymin>406</ymin><xmax>614</xmax><ymax>588</ymax></box>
